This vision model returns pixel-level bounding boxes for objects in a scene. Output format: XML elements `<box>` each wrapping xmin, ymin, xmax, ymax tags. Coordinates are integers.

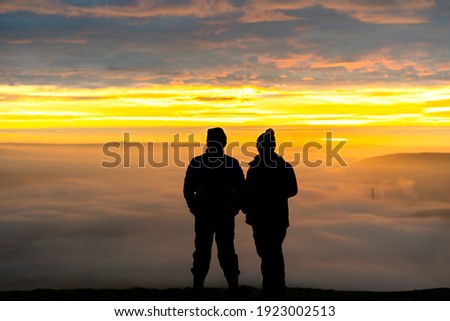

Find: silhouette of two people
<box><xmin>183</xmin><ymin>127</ymin><xmax>298</xmax><ymax>299</ymax></box>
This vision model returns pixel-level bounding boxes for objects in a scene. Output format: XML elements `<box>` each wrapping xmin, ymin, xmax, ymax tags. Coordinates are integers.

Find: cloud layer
<box><xmin>0</xmin><ymin>143</ymin><xmax>449</xmax><ymax>291</ymax></box>
<box><xmin>1</xmin><ymin>0</ymin><xmax>450</xmax><ymax>88</ymax></box>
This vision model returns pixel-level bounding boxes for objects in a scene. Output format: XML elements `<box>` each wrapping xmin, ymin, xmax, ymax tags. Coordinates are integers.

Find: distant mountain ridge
<box><xmin>352</xmin><ymin>152</ymin><xmax>450</xmax><ymax>203</ymax></box>
<box><xmin>356</xmin><ymin>152</ymin><xmax>450</xmax><ymax>166</ymax></box>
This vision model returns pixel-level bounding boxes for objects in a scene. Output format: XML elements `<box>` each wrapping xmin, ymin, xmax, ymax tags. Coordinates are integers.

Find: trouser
<box><xmin>252</xmin><ymin>224</ymin><xmax>287</xmax><ymax>295</ymax></box>
<box><xmin>191</xmin><ymin>213</ymin><xmax>240</xmax><ymax>289</ymax></box>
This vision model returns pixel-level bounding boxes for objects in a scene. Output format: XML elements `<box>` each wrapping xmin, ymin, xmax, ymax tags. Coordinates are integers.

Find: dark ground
<box><xmin>1</xmin><ymin>287</ymin><xmax>449</xmax><ymax>301</ymax></box>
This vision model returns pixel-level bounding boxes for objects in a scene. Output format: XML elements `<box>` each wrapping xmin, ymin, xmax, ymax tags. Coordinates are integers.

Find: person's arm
<box><xmin>229</xmin><ymin>159</ymin><xmax>245</xmax><ymax>215</ymax></box>
<box><xmin>234</xmin><ymin>161</ymin><xmax>245</xmax><ymax>198</ymax></box>
<box><xmin>241</xmin><ymin>166</ymin><xmax>255</xmax><ymax>215</ymax></box>
<box><xmin>183</xmin><ymin>158</ymin><xmax>200</xmax><ymax>215</ymax></box>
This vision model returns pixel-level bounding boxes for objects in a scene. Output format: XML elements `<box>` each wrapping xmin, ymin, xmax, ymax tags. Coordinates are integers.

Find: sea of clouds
<box><xmin>0</xmin><ymin>144</ymin><xmax>449</xmax><ymax>291</ymax></box>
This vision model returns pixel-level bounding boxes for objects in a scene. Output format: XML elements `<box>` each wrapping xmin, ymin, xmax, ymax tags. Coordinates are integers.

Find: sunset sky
<box><xmin>1</xmin><ymin>1</ymin><xmax>450</xmax><ymax>292</ymax></box>
<box><xmin>1</xmin><ymin>0</ymin><xmax>450</xmax><ymax>142</ymax></box>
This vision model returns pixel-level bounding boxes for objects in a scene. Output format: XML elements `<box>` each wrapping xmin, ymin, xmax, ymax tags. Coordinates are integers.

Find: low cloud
<box><xmin>0</xmin><ymin>144</ymin><xmax>449</xmax><ymax>291</ymax></box>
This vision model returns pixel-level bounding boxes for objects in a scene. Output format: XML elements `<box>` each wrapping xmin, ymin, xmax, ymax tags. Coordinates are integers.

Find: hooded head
<box><xmin>206</xmin><ymin>127</ymin><xmax>227</xmax><ymax>150</ymax></box>
<box><xmin>257</xmin><ymin>128</ymin><xmax>276</xmax><ymax>155</ymax></box>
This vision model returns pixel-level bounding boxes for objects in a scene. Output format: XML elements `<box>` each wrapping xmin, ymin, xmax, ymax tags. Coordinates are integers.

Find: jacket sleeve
<box><xmin>241</xmin><ymin>166</ymin><xmax>255</xmax><ymax>215</ymax></box>
<box><xmin>183</xmin><ymin>158</ymin><xmax>200</xmax><ymax>215</ymax></box>
<box><xmin>234</xmin><ymin>161</ymin><xmax>245</xmax><ymax>213</ymax></box>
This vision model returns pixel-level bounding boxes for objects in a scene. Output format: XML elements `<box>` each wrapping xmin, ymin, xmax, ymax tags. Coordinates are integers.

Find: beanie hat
<box><xmin>207</xmin><ymin>127</ymin><xmax>227</xmax><ymax>147</ymax></box>
<box><xmin>257</xmin><ymin>128</ymin><xmax>276</xmax><ymax>148</ymax></box>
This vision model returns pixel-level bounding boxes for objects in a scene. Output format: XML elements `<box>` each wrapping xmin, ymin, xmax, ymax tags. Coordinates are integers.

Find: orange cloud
<box><xmin>322</xmin><ymin>0</ymin><xmax>435</xmax><ymax>24</ymax></box>
<box><xmin>0</xmin><ymin>0</ymin><xmax>237</xmax><ymax>18</ymax></box>
<box><xmin>330</xmin><ymin>54</ymin><xmax>428</xmax><ymax>76</ymax></box>
<box><xmin>258</xmin><ymin>53</ymin><xmax>316</xmax><ymax>69</ymax></box>
<box><xmin>41</xmin><ymin>38</ymin><xmax>87</xmax><ymax>44</ymax></box>
<box><xmin>258</xmin><ymin>49</ymin><xmax>434</xmax><ymax>77</ymax></box>
<box><xmin>3</xmin><ymin>38</ymin><xmax>34</xmax><ymax>44</ymax></box>
<box><xmin>239</xmin><ymin>6</ymin><xmax>300</xmax><ymax>23</ymax></box>
<box><xmin>238</xmin><ymin>0</ymin><xmax>434</xmax><ymax>24</ymax></box>
<box><xmin>0</xmin><ymin>0</ymin><xmax>434</xmax><ymax>24</ymax></box>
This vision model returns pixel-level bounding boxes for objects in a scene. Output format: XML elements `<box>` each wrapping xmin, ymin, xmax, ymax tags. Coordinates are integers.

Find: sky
<box><xmin>1</xmin><ymin>0</ymin><xmax>450</xmax><ymax>137</ymax></box>
<box><xmin>1</xmin><ymin>1</ymin><xmax>450</xmax><ymax>292</ymax></box>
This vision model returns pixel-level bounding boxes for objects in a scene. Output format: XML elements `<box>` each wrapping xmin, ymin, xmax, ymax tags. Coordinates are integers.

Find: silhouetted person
<box><xmin>243</xmin><ymin>129</ymin><xmax>298</xmax><ymax>299</ymax></box>
<box><xmin>183</xmin><ymin>128</ymin><xmax>244</xmax><ymax>298</ymax></box>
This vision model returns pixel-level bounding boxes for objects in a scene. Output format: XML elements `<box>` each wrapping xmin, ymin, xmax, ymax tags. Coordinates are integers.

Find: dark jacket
<box><xmin>243</xmin><ymin>153</ymin><xmax>298</xmax><ymax>227</ymax></box>
<box><xmin>183</xmin><ymin>151</ymin><xmax>245</xmax><ymax>216</ymax></box>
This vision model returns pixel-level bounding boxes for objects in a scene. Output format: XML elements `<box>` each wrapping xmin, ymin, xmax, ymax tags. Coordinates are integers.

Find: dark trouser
<box><xmin>191</xmin><ymin>213</ymin><xmax>240</xmax><ymax>290</ymax></box>
<box><xmin>252</xmin><ymin>224</ymin><xmax>287</xmax><ymax>296</ymax></box>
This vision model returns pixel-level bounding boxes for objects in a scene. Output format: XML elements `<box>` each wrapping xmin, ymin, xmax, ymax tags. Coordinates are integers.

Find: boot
<box><xmin>226</xmin><ymin>275</ymin><xmax>240</xmax><ymax>299</ymax></box>
<box><xmin>192</xmin><ymin>274</ymin><xmax>205</xmax><ymax>300</ymax></box>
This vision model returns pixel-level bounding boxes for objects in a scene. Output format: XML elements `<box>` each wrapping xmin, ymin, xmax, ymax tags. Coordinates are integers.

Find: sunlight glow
<box><xmin>1</xmin><ymin>85</ymin><xmax>450</xmax><ymax>130</ymax></box>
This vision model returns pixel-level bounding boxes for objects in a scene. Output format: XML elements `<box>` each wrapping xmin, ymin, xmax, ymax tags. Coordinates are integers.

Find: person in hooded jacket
<box><xmin>243</xmin><ymin>128</ymin><xmax>298</xmax><ymax>298</ymax></box>
<box><xmin>183</xmin><ymin>127</ymin><xmax>244</xmax><ymax>298</ymax></box>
